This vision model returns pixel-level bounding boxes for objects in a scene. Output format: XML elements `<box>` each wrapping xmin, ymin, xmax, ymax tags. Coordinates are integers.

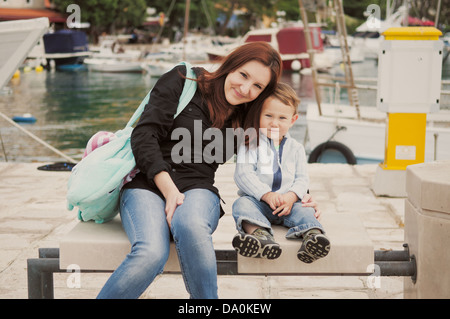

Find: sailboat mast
<box><xmin>298</xmin><ymin>0</ymin><xmax>322</xmax><ymax>116</ymax></box>
<box><xmin>183</xmin><ymin>0</ymin><xmax>191</xmax><ymax>61</ymax></box>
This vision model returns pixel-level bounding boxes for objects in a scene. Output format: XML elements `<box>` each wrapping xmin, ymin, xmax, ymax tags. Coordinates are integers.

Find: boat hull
<box><xmin>306</xmin><ymin>103</ymin><xmax>450</xmax><ymax>164</ymax></box>
<box><xmin>84</xmin><ymin>58</ymin><xmax>143</xmax><ymax>73</ymax></box>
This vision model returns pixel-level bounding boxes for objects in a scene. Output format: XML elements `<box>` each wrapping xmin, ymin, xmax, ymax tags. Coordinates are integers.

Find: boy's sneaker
<box><xmin>232</xmin><ymin>228</ymin><xmax>282</xmax><ymax>260</ymax></box>
<box><xmin>297</xmin><ymin>230</ymin><xmax>330</xmax><ymax>263</ymax></box>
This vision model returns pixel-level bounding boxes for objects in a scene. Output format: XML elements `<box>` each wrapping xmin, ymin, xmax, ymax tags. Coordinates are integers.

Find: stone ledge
<box><xmin>60</xmin><ymin>213</ymin><xmax>374</xmax><ymax>275</ymax></box>
<box><xmin>237</xmin><ymin>213</ymin><xmax>374</xmax><ymax>274</ymax></box>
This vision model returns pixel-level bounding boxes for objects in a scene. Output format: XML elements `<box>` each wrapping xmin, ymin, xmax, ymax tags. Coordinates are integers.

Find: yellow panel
<box><xmin>382</xmin><ymin>113</ymin><xmax>427</xmax><ymax>170</ymax></box>
<box><xmin>383</xmin><ymin>27</ymin><xmax>442</xmax><ymax>40</ymax></box>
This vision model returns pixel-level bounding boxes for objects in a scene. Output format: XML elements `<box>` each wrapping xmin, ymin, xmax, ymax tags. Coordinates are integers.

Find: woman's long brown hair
<box><xmin>197</xmin><ymin>42</ymin><xmax>282</xmax><ymax>129</ymax></box>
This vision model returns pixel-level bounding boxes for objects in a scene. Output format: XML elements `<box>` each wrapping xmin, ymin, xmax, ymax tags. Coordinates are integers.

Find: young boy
<box><xmin>232</xmin><ymin>82</ymin><xmax>330</xmax><ymax>263</ymax></box>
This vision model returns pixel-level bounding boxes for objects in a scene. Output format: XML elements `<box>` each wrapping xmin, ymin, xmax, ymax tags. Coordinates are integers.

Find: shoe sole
<box><xmin>297</xmin><ymin>234</ymin><xmax>331</xmax><ymax>263</ymax></box>
<box><xmin>232</xmin><ymin>233</ymin><xmax>282</xmax><ymax>260</ymax></box>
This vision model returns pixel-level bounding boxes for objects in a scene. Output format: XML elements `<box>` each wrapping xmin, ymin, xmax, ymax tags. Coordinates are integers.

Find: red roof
<box><xmin>0</xmin><ymin>8</ymin><xmax>67</xmax><ymax>23</ymax></box>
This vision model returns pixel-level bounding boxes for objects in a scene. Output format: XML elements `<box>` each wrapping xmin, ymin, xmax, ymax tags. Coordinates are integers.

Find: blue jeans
<box><xmin>97</xmin><ymin>188</ymin><xmax>221</xmax><ymax>299</ymax></box>
<box><xmin>232</xmin><ymin>195</ymin><xmax>324</xmax><ymax>238</ymax></box>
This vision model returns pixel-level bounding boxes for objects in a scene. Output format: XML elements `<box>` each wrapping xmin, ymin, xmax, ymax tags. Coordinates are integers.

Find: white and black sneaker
<box><xmin>297</xmin><ymin>230</ymin><xmax>330</xmax><ymax>263</ymax></box>
<box><xmin>232</xmin><ymin>228</ymin><xmax>282</xmax><ymax>260</ymax></box>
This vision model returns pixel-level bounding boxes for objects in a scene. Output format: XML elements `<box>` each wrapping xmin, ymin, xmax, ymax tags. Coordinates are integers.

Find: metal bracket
<box><xmin>374</xmin><ymin>243</ymin><xmax>417</xmax><ymax>283</ymax></box>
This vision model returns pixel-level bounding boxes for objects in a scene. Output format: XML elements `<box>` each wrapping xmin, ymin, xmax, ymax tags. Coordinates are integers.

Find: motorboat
<box><xmin>83</xmin><ymin>57</ymin><xmax>143</xmax><ymax>73</ymax></box>
<box><xmin>83</xmin><ymin>38</ymin><xmax>144</xmax><ymax>73</ymax></box>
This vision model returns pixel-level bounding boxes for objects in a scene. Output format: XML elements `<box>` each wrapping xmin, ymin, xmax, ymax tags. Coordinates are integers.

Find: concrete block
<box><xmin>372</xmin><ymin>165</ymin><xmax>406</xmax><ymax>197</ymax></box>
<box><xmin>60</xmin><ymin>213</ymin><xmax>374</xmax><ymax>276</ymax></box>
<box><xmin>237</xmin><ymin>213</ymin><xmax>374</xmax><ymax>275</ymax></box>
<box><xmin>59</xmin><ymin>217</ymin><xmax>181</xmax><ymax>272</ymax></box>
<box><xmin>404</xmin><ymin>161</ymin><xmax>450</xmax><ymax>298</ymax></box>
<box><xmin>406</xmin><ymin>161</ymin><xmax>450</xmax><ymax>214</ymax></box>
<box><xmin>404</xmin><ymin>199</ymin><xmax>450</xmax><ymax>298</ymax></box>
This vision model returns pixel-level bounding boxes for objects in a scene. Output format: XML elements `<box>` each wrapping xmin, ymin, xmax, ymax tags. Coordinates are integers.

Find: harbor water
<box><xmin>0</xmin><ymin>58</ymin><xmax>449</xmax><ymax>163</ymax></box>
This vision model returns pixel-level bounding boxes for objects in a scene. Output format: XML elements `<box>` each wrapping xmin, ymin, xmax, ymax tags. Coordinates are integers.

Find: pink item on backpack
<box><xmin>83</xmin><ymin>131</ymin><xmax>139</xmax><ymax>186</ymax></box>
<box><xmin>83</xmin><ymin>131</ymin><xmax>117</xmax><ymax>158</ymax></box>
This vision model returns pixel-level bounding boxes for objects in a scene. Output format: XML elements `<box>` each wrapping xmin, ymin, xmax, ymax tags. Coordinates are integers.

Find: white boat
<box><xmin>142</xmin><ymin>60</ymin><xmax>220</xmax><ymax>78</ymax></box>
<box><xmin>89</xmin><ymin>39</ymin><xmax>142</xmax><ymax>60</ymax></box>
<box><xmin>83</xmin><ymin>39</ymin><xmax>146</xmax><ymax>73</ymax></box>
<box><xmin>0</xmin><ymin>17</ymin><xmax>49</xmax><ymax>90</ymax></box>
<box><xmin>160</xmin><ymin>35</ymin><xmax>214</xmax><ymax>62</ymax></box>
<box><xmin>306</xmin><ymin>103</ymin><xmax>450</xmax><ymax>164</ymax></box>
<box><xmin>352</xmin><ymin>6</ymin><xmax>407</xmax><ymax>60</ymax></box>
<box><xmin>141</xmin><ymin>60</ymin><xmax>173</xmax><ymax>77</ymax></box>
<box><xmin>83</xmin><ymin>58</ymin><xmax>144</xmax><ymax>73</ymax></box>
<box><xmin>323</xmin><ymin>44</ymin><xmax>365</xmax><ymax>64</ymax></box>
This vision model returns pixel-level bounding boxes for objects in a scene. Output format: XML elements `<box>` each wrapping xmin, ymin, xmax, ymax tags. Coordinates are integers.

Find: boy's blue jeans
<box><xmin>232</xmin><ymin>195</ymin><xmax>324</xmax><ymax>238</ymax></box>
<box><xmin>97</xmin><ymin>188</ymin><xmax>220</xmax><ymax>299</ymax></box>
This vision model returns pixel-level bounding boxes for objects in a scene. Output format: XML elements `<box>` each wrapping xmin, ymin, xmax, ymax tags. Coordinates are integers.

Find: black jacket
<box><xmin>124</xmin><ymin>64</ymin><xmax>234</xmax><ymax>212</ymax></box>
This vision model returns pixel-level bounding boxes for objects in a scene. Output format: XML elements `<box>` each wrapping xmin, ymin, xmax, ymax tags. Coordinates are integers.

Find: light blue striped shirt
<box><xmin>234</xmin><ymin>133</ymin><xmax>309</xmax><ymax>201</ymax></box>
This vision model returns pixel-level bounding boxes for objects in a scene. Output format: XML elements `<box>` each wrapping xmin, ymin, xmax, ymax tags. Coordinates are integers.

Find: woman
<box><xmin>97</xmin><ymin>42</ymin><xmax>310</xmax><ymax>299</ymax></box>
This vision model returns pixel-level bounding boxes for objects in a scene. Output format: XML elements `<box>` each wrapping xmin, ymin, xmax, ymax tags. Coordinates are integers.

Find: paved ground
<box><xmin>0</xmin><ymin>162</ymin><xmax>406</xmax><ymax>299</ymax></box>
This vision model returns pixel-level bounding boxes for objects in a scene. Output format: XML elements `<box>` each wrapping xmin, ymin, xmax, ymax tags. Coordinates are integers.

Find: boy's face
<box><xmin>259</xmin><ymin>96</ymin><xmax>299</xmax><ymax>144</ymax></box>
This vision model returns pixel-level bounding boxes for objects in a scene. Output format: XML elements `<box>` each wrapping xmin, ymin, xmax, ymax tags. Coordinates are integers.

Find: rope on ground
<box><xmin>0</xmin><ymin>111</ymin><xmax>77</xmax><ymax>163</ymax></box>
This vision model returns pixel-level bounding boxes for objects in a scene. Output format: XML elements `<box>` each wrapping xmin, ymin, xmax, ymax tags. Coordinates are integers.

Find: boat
<box><xmin>0</xmin><ymin>17</ymin><xmax>49</xmax><ymax>90</ymax></box>
<box><xmin>83</xmin><ymin>58</ymin><xmax>144</xmax><ymax>73</ymax></box>
<box><xmin>322</xmin><ymin>43</ymin><xmax>365</xmax><ymax>64</ymax></box>
<box><xmin>89</xmin><ymin>38</ymin><xmax>142</xmax><ymax>60</ymax></box>
<box><xmin>352</xmin><ymin>5</ymin><xmax>410</xmax><ymax>60</ymax></box>
<box><xmin>206</xmin><ymin>23</ymin><xmax>332</xmax><ymax>72</ymax></box>
<box><xmin>12</xmin><ymin>113</ymin><xmax>37</xmax><ymax>124</ymax></box>
<box><xmin>306</xmin><ymin>103</ymin><xmax>450</xmax><ymax>164</ymax></box>
<box><xmin>83</xmin><ymin>38</ymin><xmax>144</xmax><ymax>73</ymax></box>
<box><xmin>302</xmin><ymin>1</ymin><xmax>450</xmax><ymax>165</ymax></box>
<box><xmin>158</xmin><ymin>34</ymin><xmax>214</xmax><ymax>62</ymax></box>
<box><xmin>42</xmin><ymin>29</ymin><xmax>92</xmax><ymax>69</ymax></box>
<box><xmin>142</xmin><ymin>60</ymin><xmax>220</xmax><ymax>78</ymax></box>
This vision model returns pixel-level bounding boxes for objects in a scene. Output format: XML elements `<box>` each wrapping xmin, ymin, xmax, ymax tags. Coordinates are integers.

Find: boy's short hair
<box><xmin>271</xmin><ymin>82</ymin><xmax>300</xmax><ymax>114</ymax></box>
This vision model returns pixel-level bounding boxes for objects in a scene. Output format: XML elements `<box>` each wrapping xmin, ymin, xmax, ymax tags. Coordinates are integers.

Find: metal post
<box><xmin>27</xmin><ymin>258</ymin><xmax>61</xmax><ymax>299</ymax></box>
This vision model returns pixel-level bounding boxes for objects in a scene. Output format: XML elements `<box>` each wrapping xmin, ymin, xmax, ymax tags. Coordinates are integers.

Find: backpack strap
<box><xmin>126</xmin><ymin>61</ymin><xmax>197</xmax><ymax>128</ymax></box>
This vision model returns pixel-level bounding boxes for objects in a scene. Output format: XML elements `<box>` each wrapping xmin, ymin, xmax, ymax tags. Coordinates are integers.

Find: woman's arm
<box><xmin>131</xmin><ymin>65</ymin><xmax>187</xmax><ymax>185</ymax></box>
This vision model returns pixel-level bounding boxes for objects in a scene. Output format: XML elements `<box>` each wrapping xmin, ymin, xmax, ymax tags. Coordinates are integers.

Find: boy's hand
<box><xmin>261</xmin><ymin>192</ymin><xmax>282</xmax><ymax>210</ymax></box>
<box><xmin>272</xmin><ymin>192</ymin><xmax>298</xmax><ymax>216</ymax></box>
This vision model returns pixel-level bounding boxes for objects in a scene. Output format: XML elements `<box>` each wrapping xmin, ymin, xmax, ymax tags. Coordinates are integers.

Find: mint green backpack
<box><xmin>67</xmin><ymin>62</ymin><xmax>197</xmax><ymax>223</ymax></box>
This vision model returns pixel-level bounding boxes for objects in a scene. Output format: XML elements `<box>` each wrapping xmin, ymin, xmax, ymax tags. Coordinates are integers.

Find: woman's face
<box><xmin>224</xmin><ymin>60</ymin><xmax>271</xmax><ymax>106</ymax></box>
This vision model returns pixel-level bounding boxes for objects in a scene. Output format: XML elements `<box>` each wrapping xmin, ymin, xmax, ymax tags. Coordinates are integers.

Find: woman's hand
<box><xmin>154</xmin><ymin>171</ymin><xmax>184</xmax><ymax>227</ymax></box>
<box><xmin>164</xmin><ymin>190</ymin><xmax>185</xmax><ymax>227</ymax></box>
<box><xmin>302</xmin><ymin>193</ymin><xmax>321</xmax><ymax>220</ymax></box>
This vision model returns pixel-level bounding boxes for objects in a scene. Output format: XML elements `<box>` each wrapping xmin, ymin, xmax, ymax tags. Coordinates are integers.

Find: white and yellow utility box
<box><xmin>373</xmin><ymin>27</ymin><xmax>444</xmax><ymax>197</ymax></box>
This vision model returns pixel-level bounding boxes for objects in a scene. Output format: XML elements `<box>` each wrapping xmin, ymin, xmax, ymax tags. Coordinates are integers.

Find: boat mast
<box><xmin>333</xmin><ymin>0</ymin><xmax>360</xmax><ymax>119</ymax></box>
<box><xmin>183</xmin><ymin>0</ymin><xmax>191</xmax><ymax>61</ymax></box>
<box><xmin>298</xmin><ymin>0</ymin><xmax>323</xmax><ymax>116</ymax></box>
